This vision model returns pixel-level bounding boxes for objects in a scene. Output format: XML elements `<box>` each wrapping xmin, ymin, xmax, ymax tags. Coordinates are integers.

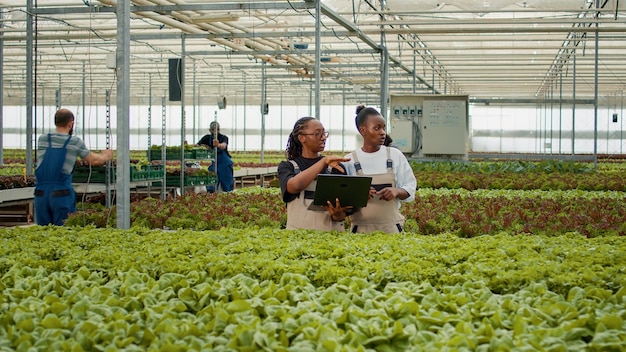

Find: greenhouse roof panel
<box><xmin>0</xmin><ymin>0</ymin><xmax>624</xmax><ymax>105</ymax></box>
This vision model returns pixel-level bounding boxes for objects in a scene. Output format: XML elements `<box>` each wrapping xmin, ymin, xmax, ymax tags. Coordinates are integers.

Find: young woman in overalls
<box><xmin>343</xmin><ymin>106</ymin><xmax>417</xmax><ymax>234</ymax></box>
<box><xmin>277</xmin><ymin>117</ymin><xmax>352</xmax><ymax>231</ymax></box>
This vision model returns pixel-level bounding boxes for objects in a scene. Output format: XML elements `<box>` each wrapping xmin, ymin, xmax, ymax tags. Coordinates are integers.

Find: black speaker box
<box><xmin>169</xmin><ymin>58</ymin><xmax>182</xmax><ymax>102</ymax></box>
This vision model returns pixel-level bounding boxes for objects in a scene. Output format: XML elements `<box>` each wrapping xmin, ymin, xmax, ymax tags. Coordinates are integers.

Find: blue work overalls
<box><xmin>34</xmin><ymin>134</ymin><xmax>76</xmax><ymax>226</ymax></box>
<box><xmin>207</xmin><ymin>135</ymin><xmax>234</xmax><ymax>192</ymax></box>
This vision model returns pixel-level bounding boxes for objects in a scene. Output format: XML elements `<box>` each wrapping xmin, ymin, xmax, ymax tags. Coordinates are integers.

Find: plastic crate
<box><xmin>73</xmin><ymin>166</ymin><xmax>115</xmax><ymax>183</ymax></box>
<box><xmin>147</xmin><ymin>149</ymin><xmax>194</xmax><ymax>161</ymax></box>
<box><xmin>131</xmin><ymin>165</ymin><xmax>166</xmax><ymax>181</ymax></box>
<box><xmin>147</xmin><ymin>150</ymin><xmax>160</xmax><ymax>161</ymax></box>
<box><xmin>168</xmin><ymin>151</ymin><xmax>194</xmax><ymax>160</ymax></box>
<box><xmin>130</xmin><ymin>166</ymin><xmax>147</xmax><ymax>181</ymax></box>
<box><xmin>73</xmin><ymin>165</ymin><xmax>163</xmax><ymax>183</ymax></box>
<box><xmin>193</xmin><ymin>148</ymin><xmax>209</xmax><ymax>159</ymax></box>
<box><xmin>145</xmin><ymin>165</ymin><xmax>165</xmax><ymax>180</ymax></box>
<box><xmin>163</xmin><ymin>173</ymin><xmax>217</xmax><ymax>187</ymax></box>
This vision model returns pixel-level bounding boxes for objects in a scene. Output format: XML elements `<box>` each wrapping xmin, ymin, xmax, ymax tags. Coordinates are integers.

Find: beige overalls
<box><xmin>349</xmin><ymin>147</ymin><xmax>405</xmax><ymax>234</ymax></box>
<box><xmin>285</xmin><ymin>160</ymin><xmax>345</xmax><ymax>231</ymax></box>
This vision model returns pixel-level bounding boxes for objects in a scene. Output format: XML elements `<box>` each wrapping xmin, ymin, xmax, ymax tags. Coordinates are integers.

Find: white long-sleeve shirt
<box><xmin>343</xmin><ymin>147</ymin><xmax>417</xmax><ymax>206</ymax></box>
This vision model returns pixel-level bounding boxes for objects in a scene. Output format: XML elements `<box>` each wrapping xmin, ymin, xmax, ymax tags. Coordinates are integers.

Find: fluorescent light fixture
<box><xmin>190</xmin><ymin>13</ymin><xmax>240</xmax><ymax>23</ymax></box>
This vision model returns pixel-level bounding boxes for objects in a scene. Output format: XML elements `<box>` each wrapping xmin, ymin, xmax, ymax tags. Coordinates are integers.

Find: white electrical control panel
<box><xmin>390</xmin><ymin>119</ymin><xmax>417</xmax><ymax>153</ymax></box>
<box><xmin>389</xmin><ymin>94</ymin><xmax>469</xmax><ymax>159</ymax></box>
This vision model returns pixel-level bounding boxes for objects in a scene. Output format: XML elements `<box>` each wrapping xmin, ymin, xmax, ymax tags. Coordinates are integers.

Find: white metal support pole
<box><xmin>116</xmin><ymin>0</ymin><xmax>131</xmax><ymax>229</ymax></box>
<box><xmin>383</xmin><ymin>66</ymin><xmax>394</xmax><ymax>112</ymax></box>
<box><xmin>56</xmin><ymin>74</ymin><xmax>62</xmax><ymax>110</ymax></box>
<box><xmin>549</xmin><ymin>83</ymin><xmax>553</xmax><ymax>153</ymax></box>
<box><xmin>280</xmin><ymin>86</ymin><xmax>283</xmax><ymax>149</ymax></box>
<box><xmin>543</xmin><ymin>100</ymin><xmax>547</xmax><ymax>154</ymax></box>
<box><xmin>26</xmin><ymin>0</ymin><xmax>34</xmax><ymax>175</ymax></box>
<box><xmin>261</xmin><ymin>61</ymin><xmax>267</xmax><ymax>163</ymax></box>
<box><xmin>593</xmin><ymin>0</ymin><xmax>599</xmax><ymax>169</ymax></box>
<box><xmin>380</xmin><ymin>0</ymin><xmax>389</xmax><ymax>118</ymax></box>
<box><xmin>161</xmin><ymin>97</ymin><xmax>166</xmax><ymax>200</ymax></box>
<box><xmin>0</xmin><ymin>8</ymin><xmax>3</xmax><ymax>167</ymax></box>
<box><xmin>41</xmin><ymin>88</ymin><xmax>44</xmax><ymax>134</ymax></box>
<box><xmin>148</xmin><ymin>74</ymin><xmax>152</xmax><ymax>155</ymax></box>
<box><xmin>342</xmin><ymin>86</ymin><xmax>346</xmax><ymax>153</ymax></box>
<box><xmin>82</xmin><ymin>61</ymin><xmax>86</xmax><ymax>141</ymax></box>
<box><xmin>95</xmin><ymin>95</ymin><xmax>99</xmax><ymax>149</ymax></box>
<box><xmin>234</xmin><ymin>96</ymin><xmax>237</xmax><ymax>148</ymax></box>
<box><xmin>616</xmin><ymin>89</ymin><xmax>624</xmax><ymax>154</ymax></box>
<box><xmin>309</xmin><ymin>82</ymin><xmax>312</xmax><ymax>116</ymax></box>
<box><xmin>180</xmin><ymin>34</ymin><xmax>186</xmax><ymax>192</ymax></box>
<box><xmin>213</xmin><ymin>110</ymin><xmax>218</xmax><ymax>190</ymax></box>
<box><xmin>412</xmin><ymin>48</ymin><xmax>417</xmax><ymax>94</ymax></box>
<box><xmin>192</xmin><ymin>60</ymin><xmax>196</xmax><ymax>144</ymax></box>
<box><xmin>559</xmin><ymin>68</ymin><xmax>563</xmax><ymax>154</ymax></box>
<box><xmin>243</xmin><ymin>77</ymin><xmax>247</xmax><ymax>152</ymax></box>
<box><xmin>314</xmin><ymin>0</ymin><xmax>321</xmax><ymax>119</ymax></box>
<box><xmin>105</xmin><ymin>89</ymin><xmax>112</xmax><ymax>209</ymax></box>
<box><xmin>572</xmin><ymin>49</ymin><xmax>577</xmax><ymax>155</ymax></box>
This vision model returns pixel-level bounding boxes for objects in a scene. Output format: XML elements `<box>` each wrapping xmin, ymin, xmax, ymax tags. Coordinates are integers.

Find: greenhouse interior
<box><xmin>1</xmin><ymin>1</ymin><xmax>625</xmax><ymax>351</ymax></box>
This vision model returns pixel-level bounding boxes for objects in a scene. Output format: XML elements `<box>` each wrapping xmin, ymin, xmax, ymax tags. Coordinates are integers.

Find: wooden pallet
<box><xmin>0</xmin><ymin>202</ymin><xmax>33</xmax><ymax>226</ymax></box>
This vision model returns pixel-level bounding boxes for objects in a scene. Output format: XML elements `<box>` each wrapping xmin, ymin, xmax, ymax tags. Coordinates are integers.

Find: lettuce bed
<box><xmin>66</xmin><ymin>188</ymin><xmax>626</xmax><ymax>238</ymax></box>
<box><xmin>1</xmin><ymin>228</ymin><xmax>625</xmax><ymax>350</ymax></box>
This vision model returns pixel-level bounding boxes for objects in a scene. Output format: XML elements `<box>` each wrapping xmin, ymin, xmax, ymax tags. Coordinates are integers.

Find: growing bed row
<box><xmin>66</xmin><ymin>188</ymin><xmax>626</xmax><ymax>238</ymax></box>
<box><xmin>1</xmin><ymin>229</ymin><xmax>624</xmax><ymax>351</ymax></box>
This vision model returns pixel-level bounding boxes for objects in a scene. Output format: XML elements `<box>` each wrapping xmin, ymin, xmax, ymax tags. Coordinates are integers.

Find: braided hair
<box><xmin>355</xmin><ymin>105</ymin><xmax>381</xmax><ymax>130</ymax></box>
<box><xmin>285</xmin><ymin>116</ymin><xmax>315</xmax><ymax>160</ymax></box>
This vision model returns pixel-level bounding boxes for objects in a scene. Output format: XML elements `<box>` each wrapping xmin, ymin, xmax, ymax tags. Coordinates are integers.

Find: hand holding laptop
<box><xmin>325</xmin><ymin>198</ymin><xmax>353</xmax><ymax>222</ymax></box>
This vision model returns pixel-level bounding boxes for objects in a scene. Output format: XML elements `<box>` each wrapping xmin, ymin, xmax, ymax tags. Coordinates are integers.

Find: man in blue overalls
<box><xmin>197</xmin><ymin>121</ymin><xmax>234</xmax><ymax>192</ymax></box>
<box><xmin>34</xmin><ymin>109</ymin><xmax>113</xmax><ymax>226</ymax></box>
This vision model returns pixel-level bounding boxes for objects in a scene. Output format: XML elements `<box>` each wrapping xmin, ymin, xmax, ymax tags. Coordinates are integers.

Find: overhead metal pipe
<box><xmin>379</xmin><ymin>26</ymin><xmax>626</xmax><ymax>34</ymax></box>
<box><xmin>32</xmin><ymin>2</ymin><xmax>312</xmax><ymax>15</ymax></box>
<box><xmin>97</xmin><ymin>0</ymin><xmax>291</xmax><ymax>71</ymax></box>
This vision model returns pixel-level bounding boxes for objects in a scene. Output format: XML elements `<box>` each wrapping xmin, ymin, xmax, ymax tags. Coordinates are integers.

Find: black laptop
<box><xmin>308</xmin><ymin>174</ymin><xmax>372</xmax><ymax>211</ymax></box>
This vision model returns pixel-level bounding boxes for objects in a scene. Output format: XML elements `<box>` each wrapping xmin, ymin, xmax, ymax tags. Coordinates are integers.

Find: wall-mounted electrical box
<box><xmin>390</xmin><ymin>119</ymin><xmax>417</xmax><ymax>153</ymax></box>
<box><xmin>389</xmin><ymin>94</ymin><xmax>469</xmax><ymax>159</ymax></box>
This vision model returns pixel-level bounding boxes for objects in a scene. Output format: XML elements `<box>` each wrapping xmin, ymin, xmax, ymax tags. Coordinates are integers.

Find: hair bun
<box><xmin>355</xmin><ymin>105</ymin><xmax>366</xmax><ymax>114</ymax></box>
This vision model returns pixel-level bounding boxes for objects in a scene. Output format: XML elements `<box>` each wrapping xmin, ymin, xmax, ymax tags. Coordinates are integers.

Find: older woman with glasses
<box><xmin>277</xmin><ymin>116</ymin><xmax>352</xmax><ymax>231</ymax></box>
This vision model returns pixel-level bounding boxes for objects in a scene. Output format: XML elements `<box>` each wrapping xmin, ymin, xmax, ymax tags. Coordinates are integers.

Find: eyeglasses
<box><xmin>300</xmin><ymin>131</ymin><xmax>329</xmax><ymax>139</ymax></box>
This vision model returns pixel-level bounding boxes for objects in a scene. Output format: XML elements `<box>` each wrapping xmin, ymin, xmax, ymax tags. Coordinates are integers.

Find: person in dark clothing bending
<box><xmin>198</xmin><ymin>121</ymin><xmax>234</xmax><ymax>192</ymax></box>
